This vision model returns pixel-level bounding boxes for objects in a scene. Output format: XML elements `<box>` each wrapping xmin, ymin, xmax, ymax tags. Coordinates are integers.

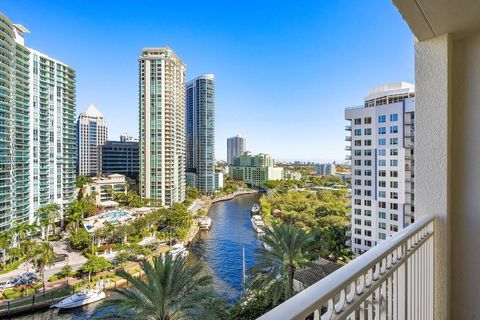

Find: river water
<box><xmin>12</xmin><ymin>193</ymin><xmax>261</xmax><ymax>319</ymax></box>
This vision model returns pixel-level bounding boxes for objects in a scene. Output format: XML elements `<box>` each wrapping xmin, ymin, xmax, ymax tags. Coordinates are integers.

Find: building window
<box><xmin>365</xmin><ymin>160</ymin><xmax>372</xmax><ymax>166</ymax></box>
<box><xmin>390</xmin><ymin>181</ymin><xmax>398</xmax><ymax>188</ymax></box>
<box><xmin>365</xmin><ymin>210</ymin><xmax>372</xmax><ymax>216</ymax></box>
<box><xmin>390</xmin><ymin>126</ymin><xmax>399</xmax><ymax>133</ymax></box>
<box><xmin>354</xmin><ymin>189</ymin><xmax>361</xmax><ymax>196</ymax></box>
<box><xmin>391</xmin><ymin>225</ymin><xmax>399</xmax><ymax>232</ymax></box>
<box><xmin>390</xmin><ymin>138</ymin><xmax>398</xmax><ymax>145</ymax></box>
<box><xmin>365</xmin><ymin>140</ymin><xmax>372</xmax><ymax>146</ymax></box>
<box><xmin>379</xmin><ymin>222</ymin><xmax>386</xmax><ymax>230</ymax></box>
<box><xmin>390</xmin><ymin>192</ymin><xmax>398</xmax><ymax>199</ymax></box>
<box><xmin>390</xmin><ymin>213</ymin><xmax>398</xmax><ymax>221</ymax></box>
<box><xmin>390</xmin><ymin>114</ymin><xmax>398</xmax><ymax>121</ymax></box>
<box><xmin>378</xmin><ymin>115</ymin><xmax>386</xmax><ymax>123</ymax></box>
<box><xmin>364</xmin><ymin>170</ymin><xmax>372</xmax><ymax>176</ymax></box>
<box><xmin>379</xmin><ymin>232</ymin><xmax>387</xmax><ymax>240</ymax></box>
<box><xmin>354</xmin><ymin>118</ymin><xmax>362</xmax><ymax>125</ymax></box>
<box><xmin>379</xmin><ymin>170</ymin><xmax>386</xmax><ymax>177</ymax></box>
<box><xmin>354</xmin><ymin>129</ymin><xmax>362</xmax><ymax>136</ymax></box>
<box><xmin>379</xmin><ymin>160</ymin><xmax>386</xmax><ymax>166</ymax></box>
<box><xmin>364</xmin><ymin>190</ymin><xmax>372</xmax><ymax>196</ymax></box>
<box><xmin>355</xmin><ymin>228</ymin><xmax>362</xmax><ymax>235</ymax></box>
<box><xmin>354</xmin><ymin>169</ymin><xmax>362</xmax><ymax>175</ymax></box>
<box><xmin>364</xmin><ymin>117</ymin><xmax>372</xmax><ymax>124</ymax></box>
<box><xmin>390</xmin><ymin>171</ymin><xmax>398</xmax><ymax>178</ymax></box>
<box><xmin>355</xmin><ymin>209</ymin><xmax>361</xmax><ymax>215</ymax></box>
<box><xmin>354</xmin><ymin>160</ymin><xmax>362</xmax><ymax>166</ymax></box>
<box><xmin>379</xmin><ymin>191</ymin><xmax>386</xmax><ymax>198</ymax></box>
<box><xmin>390</xmin><ymin>149</ymin><xmax>398</xmax><ymax>156</ymax></box>
<box><xmin>364</xmin><ymin>220</ymin><xmax>372</xmax><ymax>227</ymax></box>
<box><xmin>364</xmin><ymin>200</ymin><xmax>372</xmax><ymax>206</ymax></box>
<box><xmin>364</xmin><ymin>128</ymin><xmax>372</xmax><ymax>135</ymax></box>
<box><xmin>390</xmin><ymin>203</ymin><xmax>399</xmax><ymax>210</ymax></box>
<box><xmin>365</xmin><ymin>180</ymin><xmax>372</xmax><ymax>186</ymax></box>
<box><xmin>379</xmin><ymin>138</ymin><xmax>386</xmax><ymax>145</ymax></box>
<box><xmin>364</xmin><ymin>230</ymin><xmax>372</xmax><ymax>237</ymax></box>
<box><xmin>379</xmin><ymin>201</ymin><xmax>386</xmax><ymax>208</ymax></box>
<box><xmin>390</xmin><ymin>159</ymin><xmax>398</xmax><ymax>166</ymax></box>
<box><xmin>364</xmin><ymin>149</ymin><xmax>372</xmax><ymax>156</ymax></box>
<box><xmin>379</xmin><ymin>149</ymin><xmax>386</xmax><ymax>156</ymax></box>
<box><xmin>355</xmin><ymin>140</ymin><xmax>362</xmax><ymax>146</ymax></box>
<box><xmin>379</xmin><ymin>127</ymin><xmax>386</xmax><ymax>134</ymax></box>
<box><xmin>355</xmin><ymin>150</ymin><xmax>362</xmax><ymax>156</ymax></box>
<box><xmin>355</xmin><ymin>179</ymin><xmax>362</xmax><ymax>186</ymax></box>
<box><xmin>379</xmin><ymin>211</ymin><xmax>386</xmax><ymax>219</ymax></box>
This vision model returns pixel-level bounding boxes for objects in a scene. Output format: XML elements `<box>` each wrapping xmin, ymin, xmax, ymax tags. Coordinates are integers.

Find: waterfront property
<box><xmin>99</xmin><ymin>139</ymin><xmax>139</xmax><ymax>180</ymax></box>
<box><xmin>76</xmin><ymin>104</ymin><xmax>107</xmax><ymax>177</ymax></box>
<box><xmin>186</xmin><ymin>74</ymin><xmax>216</xmax><ymax>194</ymax></box>
<box><xmin>345</xmin><ymin>82</ymin><xmax>415</xmax><ymax>254</ymax></box>
<box><xmin>229</xmin><ymin>152</ymin><xmax>283</xmax><ymax>187</ymax></box>
<box><xmin>138</xmin><ymin>47</ymin><xmax>186</xmax><ymax>206</ymax></box>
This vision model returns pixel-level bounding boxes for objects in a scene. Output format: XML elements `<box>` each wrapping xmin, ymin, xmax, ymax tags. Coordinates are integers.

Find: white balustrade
<box><xmin>258</xmin><ymin>215</ymin><xmax>435</xmax><ymax>320</ymax></box>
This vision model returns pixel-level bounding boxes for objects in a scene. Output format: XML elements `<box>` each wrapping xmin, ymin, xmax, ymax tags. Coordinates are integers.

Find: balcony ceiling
<box><xmin>393</xmin><ymin>0</ymin><xmax>480</xmax><ymax>40</ymax></box>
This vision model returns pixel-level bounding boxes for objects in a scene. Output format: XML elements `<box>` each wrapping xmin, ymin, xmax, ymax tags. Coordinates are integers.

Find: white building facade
<box><xmin>29</xmin><ymin>49</ymin><xmax>76</xmax><ymax>220</ymax></box>
<box><xmin>345</xmin><ymin>82</ymin><xmax>415</xmax><ymax>254</ymax></box>
<box><xmin>316</xmin><ymin>163</ymin><xmax>336</xmax><ymax>176</ymax></box>
<box><xmin>138</xmin><ymin>47</ymin><xmax>186</xmax><ymax>206</ymax></box>
<box><xmin>76</xmin><ymin>104</ymin><xmax>107</xmax><ymax>176</ymax></box>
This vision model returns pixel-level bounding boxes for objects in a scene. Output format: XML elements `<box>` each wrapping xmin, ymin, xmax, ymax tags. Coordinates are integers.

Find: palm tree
<box><xmin>96</xmin><ymin>254</ymin><xmax>222</xmax><ymax>319</ymax></box>
<box><xmin>0</xmin><ymin>232</ymin><xmax>12</xmax><ymax>263</ymax></box>
<box><xmin>12</xmin><ymin>222</ymin><xmax>38</xmax><ymax>248</ymax></box>
<box><xmin>30</xmin><ymin>242</ymin><xmax>56</xmax><ymax>295</ymax></box>
<box><xmin>249</xmin><ymin>223</ymin><xmax>323</xmax><ymax>304</ymax></box>
<box><xmin>37</xmin><ymin>203</ymin><xmax>60</xmax><ymax>240</ymax></box>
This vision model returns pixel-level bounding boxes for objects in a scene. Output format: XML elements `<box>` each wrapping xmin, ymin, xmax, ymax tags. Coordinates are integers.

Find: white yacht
<box><xmin>199</xmin><ymin>217</ymin><xmax>212</xmax><ymax>230</ymax></box>
<box><xmin>251</xmin><ymin>215</ymin><xmax>266</xmax><ymax>233</ymax></box>
<box><xmin>251</xmin><ymin>203</ymin><xmax>261</xmax><ymax>215</ymax></box>
<box><xmin>169</xmin><ymin>244</ymin><xmax>189</xmax><ymax>260</ymax></box>
<box><xmin>51</xmin><ymin>289</ymin><xmax>106</xmax><ymax>309</ymax></box>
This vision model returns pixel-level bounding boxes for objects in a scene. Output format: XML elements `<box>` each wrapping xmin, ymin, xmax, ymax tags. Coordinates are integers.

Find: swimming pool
<box><xmin>99</xmin><ymin>210</ymin><xmax>132</xmax><ymax>223</ymax></box>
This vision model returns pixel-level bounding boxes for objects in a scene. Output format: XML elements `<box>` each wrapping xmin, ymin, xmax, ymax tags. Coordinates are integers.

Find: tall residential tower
<box><xmin>0</xmin><ymin>12</ymin><xmax>76</xmax><ymax>230</ymax></box>
<box><xmin>345</xmin><ymin>82</ymin><xmax>415</xmax><ymax>254</ymax></box>
<box><xmin>227</xmin><ymin>134</ymin><xmax>246</xmax><ymax>165</ymax></box>
<box><xmin>30</xmin><ymin>49</ymin><xmax>76</xmax><ymax>218</ymax></box>
<box><xmin>139</xmin><ymin>47</ymin><xmax>186</xmax><ymax>206</ymax></box>
<box><xmin>186</xmin><ymin>74</ymin><xmax>215</xmax><ymax>193</ymax></box>
<box><xmin>76</xmin><ymin>104</ymin><xmax>107</xmax><ymax>176</ymax></box>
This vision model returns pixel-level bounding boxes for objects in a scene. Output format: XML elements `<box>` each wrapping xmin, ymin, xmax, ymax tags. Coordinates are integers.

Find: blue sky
<box><xmin>2</xmin><ymin>0</ymin><xmax>414</xmax><ymax>162</ymax></box>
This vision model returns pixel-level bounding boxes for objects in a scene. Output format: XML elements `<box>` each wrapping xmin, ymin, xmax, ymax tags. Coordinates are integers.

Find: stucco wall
<box><xmin>415</xmin><ymin>34</ymin><xmax>451</xmax><ymax>320</ymax></box>
<box><xmin>451</xmin><ymin>32</ymin><xmax>480</xmax><ymax>319</ymax></box>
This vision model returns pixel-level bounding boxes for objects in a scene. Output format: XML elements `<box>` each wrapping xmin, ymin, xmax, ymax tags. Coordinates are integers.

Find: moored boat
<box><xmin>199</xmin><ymin>217</ymin><xmax>212</xmax><ymax>230</ymax></box>
<box><xmin>251</xmin><ymin>203</ymin><xmax>260</xmax><ymax>215</ymax></box>
<box><xmin>169</xmin><ymin>243</ymin><xmax>189</xmax><ymax>260</ymax></box>
<box><xmin>51</xmin><ymin>289</ymin><xmax>106</xmax><ymax>309</ymax></box>
<box><xmin>251</xmin><ymin>215</ymin><xmax>265</xmax><ymax>233</ymax></box>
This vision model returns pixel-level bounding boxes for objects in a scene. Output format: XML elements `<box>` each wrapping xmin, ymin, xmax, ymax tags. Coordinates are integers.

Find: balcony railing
<box><xmin>345</xmin><ymin>136</ymin><xmax>352</xmax><ymax>142</ymax></box>
<box><xmin>259</xmin><ymin>214</ymin><xmax>435</xmax><ymax>320</ymax></box>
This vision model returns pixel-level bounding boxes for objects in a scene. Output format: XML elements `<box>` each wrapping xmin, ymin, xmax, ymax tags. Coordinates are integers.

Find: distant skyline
<box><xmin>2</xmin><ymin>0</ymin><xmax>414</xmax><ymax>162</ymax></box>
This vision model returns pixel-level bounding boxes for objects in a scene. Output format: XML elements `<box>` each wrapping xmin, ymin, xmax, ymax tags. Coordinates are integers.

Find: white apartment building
<box><xmin>316</xmin><ymin>163</ymin><xmax>336</xmax><ymax>176</ymax></box>
<box><xmin>138</xmin><ymin>47</ymin><xmax>186</xmax><ymax>206</ymax></box>
<box><xmin>345</xmin><ymin>82</ymin><xmax>415</xmax><ymax>254</ymax></box>
<box><xmin>76</xmin><ymin>104</ymin><xmax>107</xmax><ymax>176</ymax></box>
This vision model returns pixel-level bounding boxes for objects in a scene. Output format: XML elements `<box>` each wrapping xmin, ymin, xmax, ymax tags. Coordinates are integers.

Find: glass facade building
<box><xmin>99</xmin><ymin>140</ymin><xmax>139</xmax><ymax>180</ymax></box>
<box><xmin>186</xmin><ymin>74</ymin><xmax>215</xmax><ymax>193</ymax></box>
<box><xmin>138</xmin><ymin>47</ymin><xmax>186</xmax><ymax>206</ymax></box>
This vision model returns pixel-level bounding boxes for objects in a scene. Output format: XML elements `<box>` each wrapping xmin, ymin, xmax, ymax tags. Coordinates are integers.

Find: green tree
<box><xmin>69</xmin><ymin>228</ymin><xmax>91</xmax><ymax>250</ymax></box>
<box><xmin>37</xmin><ymin>203</ymin><xmax>61</xmax><ymax>240</ymax></box>
<box><xmin>76</xmin><ymin>175</ymin><xmax>93</xmax><ymax>200</ymax></box>
<box><xmin>0</xmin><ymin>231</ymin><xmax>12</xmax><ymax>263</ymax></box>
<box><xmin>31</xmin><ymin>242</ymin><xmax>56</xmax><ymax>295</ymax></box>
<box><xmin>250</xmin><ymin>223</ymin><xmax>322</xmax><ymax>304</ymax></box>
<box><xmin>81</xmin><ymin>254</ymin><xmax>112</xmax><ymax>283</ymax></box>
<box><xmin>58</xmin><ymin>264</ymin><xmax>75</xmax><ymax>279</ymax></box>
<box><xmin>11</xmin><ymin>222</ymin><xmax>38</xmax><ymax>248</ymax></box>
<box><xmin>96</xmin><ymin>254</ymin><xmax>223</xmax><ymax>319</ymax></box>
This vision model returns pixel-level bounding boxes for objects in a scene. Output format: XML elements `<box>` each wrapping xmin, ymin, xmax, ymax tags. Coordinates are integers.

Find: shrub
<box><xmin>48</xmin><ymin>274</ymin><xmax>59</xmax><ymax>282</ymax></box>
<box><xmin>3</xmin><ymin>288</ymin><xmax>22</xmax><ymax>299</ymax></box>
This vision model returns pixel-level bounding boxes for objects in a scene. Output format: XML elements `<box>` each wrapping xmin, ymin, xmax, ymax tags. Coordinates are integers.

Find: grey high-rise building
<box><xmin>139</xmin><ymin>47</ymin><xmax>186</xmax><ymax>206</ymax></box>
<box><xmin>227</xmin><ymin>134</ymin><xmax>246</xmax><ymax>165</ymax></box>
<box><xmin>99</xmin><ymin>140</ymin><xmax>139</xmax><ymax>179</ymax></box>
<box><xmin>186</xmin><ymin>74</ymin><xmax>215</xmax><ymax>193</ymax></box>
